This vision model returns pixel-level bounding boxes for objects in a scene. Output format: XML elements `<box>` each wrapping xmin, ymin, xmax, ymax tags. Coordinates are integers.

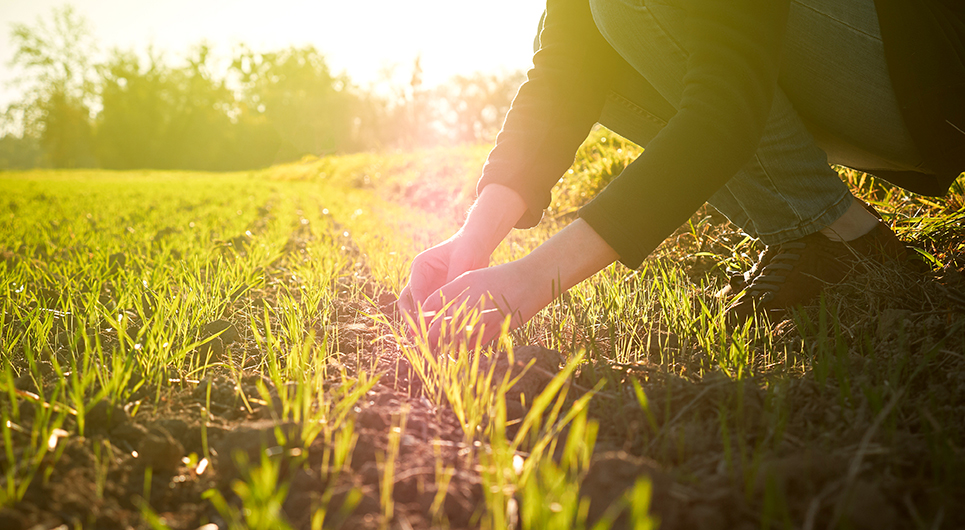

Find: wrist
<box><xmin>460</xmin><ymin>184</ymin><xmax>528</xmax><ymax>255</ymax></box>
<box><xmin>519</xmin><ymin>219</ymin><xmax>619</xmax><ymax>297</ymax></box>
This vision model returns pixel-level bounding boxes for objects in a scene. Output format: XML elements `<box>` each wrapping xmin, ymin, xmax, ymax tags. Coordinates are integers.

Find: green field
<box><xmin>2</xmin><ymin>131</ymin><xmax>964</xmax><ymax>529</ymax></box>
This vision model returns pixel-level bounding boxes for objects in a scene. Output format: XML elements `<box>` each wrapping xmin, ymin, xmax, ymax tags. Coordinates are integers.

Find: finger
<box><xmin>398</xmin><ymin>285</ymin><xmax>415</xmax><ymax>315</ymax></box>
<box><xmin>420</xmin><ymin>290</ymin><xmax>443</xmax><ymax>316</ymax></box>
<box><xmin>397</xmin><ymin>287</ymin><xmax>425</xmax><ymax>339</ymax></box>
<box><xmin>426</xmin><ymin>308</ymin><xmax>468</xmax><ymax>351</ymax></box>
<box><xmin>408</xmin><ymin>259</ymin><xmax>450</xmax><ymax>309</ymax></box>
<box><xmin>427</xmin><ymin>305</ymin><xmax>503</xmax><ymax>351</ymax></box>
<box><xmin>466</xmin><ymin>308</ymin><xmax>501</xmax><ymax>348</ymax></box>
<box><xmin>425</xmin><ymin>302</ymin><xmax>469</xmax><ymax>351</ymax></box>
<box><xmin>399</xmin><ymin>285</ymin><xmax>435</xmax><ymax>329</ymax></box>
<box><xmin>406</xmin><ymin>266</ymin><xmax>432</xmax><ymax>308</ymax></box>
<box><xmin>481</xmin><ymin>308</ymin><xmax>515</xmax><ymax>346</ymax></box>
<box><xmin>421</xmin><ymin>282</ymin><xmax>460</xmax><ymax>315</ymax></box>
<box><xmin>445</xmin><ymin>249</ymin><xmax>476</xmax><ymax>284</ymax></box>
<box><xmin>477</xmin><ymin>320</ymin><xmax>500</xmax><ymax>349</ymax></box>
<box><xmin>426</xmin><ymin>315</ymin><xmax>442</xmax><ymax>351</ymax></box>
<box><xmin>425</xmin><ymin>280</ymin><xmax>486</xmax><ymax>325</ymax></box>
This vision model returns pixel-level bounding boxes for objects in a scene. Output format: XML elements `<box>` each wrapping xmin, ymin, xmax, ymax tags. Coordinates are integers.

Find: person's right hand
<box><xmin>398</xmin><ymin>231</ymin><xmax>490</xmax><ymax>317</ymax></box>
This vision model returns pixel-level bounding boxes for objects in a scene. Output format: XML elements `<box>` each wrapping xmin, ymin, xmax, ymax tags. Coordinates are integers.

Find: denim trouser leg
<box><xmin>572</xmin><ymin>0</ymin><xmax>923</xmax><ymax>245</ymax></box>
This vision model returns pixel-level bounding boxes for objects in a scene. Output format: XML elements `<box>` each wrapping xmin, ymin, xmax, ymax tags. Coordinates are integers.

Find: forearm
<box><xmin>459</xmin><ymin>183</ymin><xmax>528</xmax><ymax>256</ymax></box>
<box><xmin>517</xmin><ymin>218</ymin><xmax>619</xmax><ymax>297</ymax></box>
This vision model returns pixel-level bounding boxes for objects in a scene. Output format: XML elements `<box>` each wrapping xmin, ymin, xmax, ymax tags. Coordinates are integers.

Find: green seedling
<box><xmin>377</xmin><ymin>404</ymin><xmax>408</xmax><ymax>529</ymax></box>
<box><xmin>205</xmin><ymin>449</ymin><xmax>299</xmax><ymax>530</ymax></box>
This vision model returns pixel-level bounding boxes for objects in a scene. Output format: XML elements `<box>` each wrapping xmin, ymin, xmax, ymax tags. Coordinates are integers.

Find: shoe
<box><xmin>719</xmin><ymin>200</ymin><xmax>890</xmax><ymax>299</ymax></box>
<box><xmin>724</xmin><ymin>221</ymin><xmax>907</xmax><ymax>324</ymax></box>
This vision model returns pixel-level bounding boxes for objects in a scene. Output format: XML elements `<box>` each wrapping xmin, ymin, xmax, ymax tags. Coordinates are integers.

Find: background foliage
<box><xmin>0</xmin><ymin>7</ymin><xmax>525</xmax><ymax>171</ymax></box>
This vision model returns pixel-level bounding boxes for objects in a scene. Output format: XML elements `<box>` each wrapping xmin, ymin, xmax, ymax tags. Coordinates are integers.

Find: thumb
<box><xmin>406</xmin><ymin>259</ymin><xmax>439</xmax><ymax>308</ymax></box>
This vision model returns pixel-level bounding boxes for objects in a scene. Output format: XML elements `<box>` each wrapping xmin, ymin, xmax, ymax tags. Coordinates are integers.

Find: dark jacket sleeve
<box><xmin>476</xmin><ymin>0</ymin><xmax>625</xmax><ymax>228</ymax></box>
<box><xmin>580</xmin><ymin>0</ymin><xmax>790</xmax><ymax>268</ymax></box>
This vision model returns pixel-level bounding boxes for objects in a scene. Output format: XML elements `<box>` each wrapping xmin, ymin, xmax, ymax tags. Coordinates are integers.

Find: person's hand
<box><xmin>416</xmin><ymin>219</ymin><xmax>621</xmax><ymax>348</ymax></box>
<box><xmin>398</xmin><ymin>231</ymin><xmax>490</xmax><ymax>316</ymax></box>
<box><xmin>419</xmin><ymin>259</ymin><xmax>550</xmax><ymax>347</ymax></box>
<box><xmin>399</xmin><ymin>184</ymin><xmax>529</xmax><ymax>318</ymax></box>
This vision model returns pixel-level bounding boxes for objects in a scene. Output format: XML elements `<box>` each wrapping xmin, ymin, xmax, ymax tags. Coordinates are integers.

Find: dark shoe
<box><xmin>724</xmin><ymin>221</ymin><xmax>907</xmax><ymax>324</ymax></box>
<box><xmin>719</xmin><ymin>200</ymin><xmax>890</xmax><ymax>299</ymax></box>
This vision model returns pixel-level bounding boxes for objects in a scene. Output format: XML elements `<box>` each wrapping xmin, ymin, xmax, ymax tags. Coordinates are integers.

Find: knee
<box><xmin>589</xmin><ymin>0</ymin><xmax>642</xmax><ymax>52</ymax></box>
<box><xmin>588</xmin><ymin>0</ymin><xmax>615</xmax><ymax>45</ymax></box>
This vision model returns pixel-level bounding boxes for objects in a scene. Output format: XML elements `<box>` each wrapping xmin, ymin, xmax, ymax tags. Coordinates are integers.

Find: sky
<box><xmin>0</xmin><ymin>0</ymin><xmax>547</xmax><ymax>111</ymax></box>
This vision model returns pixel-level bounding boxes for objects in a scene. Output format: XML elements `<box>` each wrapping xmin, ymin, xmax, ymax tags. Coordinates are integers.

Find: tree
<box><xmin>159</xmin><ymin>44</ymin><xmax>237</xmax><ymax>169</ymax></box>
<box><xmin>9</xmin><ymin>6</ymin><xmax>98</xmax><ymax>167</ymax></box>
<box><xmin>0</xmin><ymin>134</ymin><xmax>45</xmax><ymax>169</ymax></box>
<box><xmin>96</xmin><ymin>45</ymin><xmax>277</xmax><ymax>170</ymax></box>
<box><xmin>95</xmin><ymin>49</ymin><xmax>169</xmax><ymax>168</ymax></box>
<box><xmin>231</xmin><ymin>45</ymin><xmax>361</xmax><ymax>161</ymax></box>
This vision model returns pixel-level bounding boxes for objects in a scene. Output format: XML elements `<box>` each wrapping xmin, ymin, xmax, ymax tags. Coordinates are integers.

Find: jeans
<box><xmin>539</xmin><ymin>0</ymin><xmax>923</xmax><ymax>245</ymax></box>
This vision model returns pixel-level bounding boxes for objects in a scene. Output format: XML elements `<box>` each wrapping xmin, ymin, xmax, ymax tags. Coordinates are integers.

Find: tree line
<box><xmin>0</xmin><ymin>7</ymin><xmax>525</xmax><ymax>171</ymax></box>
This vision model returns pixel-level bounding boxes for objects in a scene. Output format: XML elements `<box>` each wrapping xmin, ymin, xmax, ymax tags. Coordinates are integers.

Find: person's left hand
<box><xmin>416</xmin><ymin>259</ymin><xmax>552</xmax><ymax>347</ymax></box>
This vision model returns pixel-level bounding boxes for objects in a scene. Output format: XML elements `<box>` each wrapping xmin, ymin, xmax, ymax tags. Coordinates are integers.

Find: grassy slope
<box><xmin>1</xmin><ymin>130</ymin><xmax>964</xmax><ymax>529</ymax></box>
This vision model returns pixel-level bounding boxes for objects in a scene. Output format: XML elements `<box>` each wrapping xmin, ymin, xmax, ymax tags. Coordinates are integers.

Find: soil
<box><xmin>3</xmin><ymin>226</ymin><xmax>965</xmax><ymax>530</ymax></box>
